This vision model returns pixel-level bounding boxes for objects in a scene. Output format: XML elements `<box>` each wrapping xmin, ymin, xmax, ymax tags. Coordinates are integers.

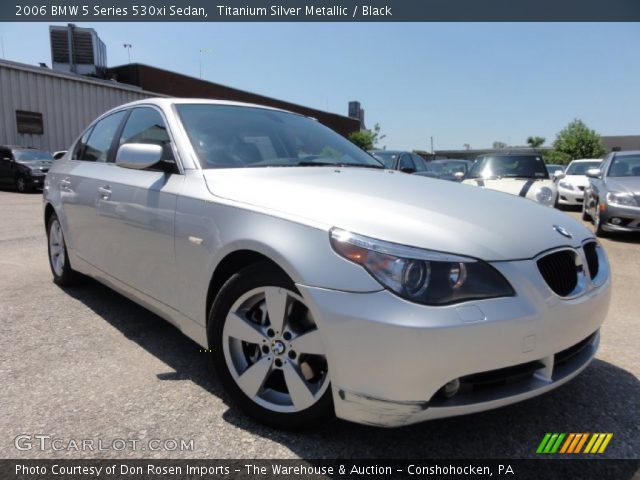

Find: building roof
<box><xmin>108</xmin><ymin>63</ymin><xmax>359</xmax><ymax>137</ymax></box>
<box><xmin>0</xmin><ymin>58</ymin><xmax>157</xmax><ymax>95</ymax></box>
<box><xmin>601</xmin><ymin>135</ymin><xmax>640</xmax><ymax>152</ymax></box>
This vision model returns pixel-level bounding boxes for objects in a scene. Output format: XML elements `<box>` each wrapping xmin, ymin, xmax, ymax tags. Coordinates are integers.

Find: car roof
<box><xmin>569</xmin><ymin>159</ymin><xmax>602</xmax><ymax>163</ymax></box>
<box><xmin>120</xmin><ymin>97</ymin><xmax>299</xmax><ymax>115</ymax></box>
<box><xmin>369</xmin><ymin>150</ymin><xmax>409</xmax><ymax>155</ymax></box>
<box><xmin>613</xmin><ymin>150</ymin><xmax>640</xmax><ymax>157</ymax></box>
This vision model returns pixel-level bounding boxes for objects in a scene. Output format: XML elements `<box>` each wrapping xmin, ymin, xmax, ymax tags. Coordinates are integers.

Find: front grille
<box><xmin>459</xmin><ymin>360</ymin><xmax>544</xmax><ymax>390</ymax></box>
<box><xmin>537</xmin><ymin>250</ymin><xmax>578</xmax><ymax>297</ymax></box>
<box><xmin>578</xmin><ymin>186</ymin><xmax>585</xmax><ymax>191</ymax></box>
<box><xmin>583</xmin><ymin>242</ymin><xmax>599</xmax><ymax>279</ymax></box>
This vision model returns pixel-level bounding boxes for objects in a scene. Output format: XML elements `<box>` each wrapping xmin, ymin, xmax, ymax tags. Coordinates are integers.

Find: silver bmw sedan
<box><xmin>44</xmin><ymin>99</ymin><xmax>611</xmax><ymax>428</ymax></box>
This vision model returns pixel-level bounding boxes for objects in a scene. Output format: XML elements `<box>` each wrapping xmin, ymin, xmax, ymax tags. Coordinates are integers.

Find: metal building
<box><xmin>0</xmin><ymin>58</ymin><xmax>159</xmax><ymax>152</ymax></box>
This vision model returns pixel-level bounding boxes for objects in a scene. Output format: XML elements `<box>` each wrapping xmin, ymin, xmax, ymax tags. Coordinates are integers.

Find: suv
<box><xmin>0</xmin><ymin>146</ymin><xmax>53</xmax><ymax>192</ymax></box>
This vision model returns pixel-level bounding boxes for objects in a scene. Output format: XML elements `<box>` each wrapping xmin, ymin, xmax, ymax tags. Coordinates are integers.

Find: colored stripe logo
<box><xmin>537</xmin><ymin>433</ymin><xmax>613</xmax><ymax>454</ymax></box>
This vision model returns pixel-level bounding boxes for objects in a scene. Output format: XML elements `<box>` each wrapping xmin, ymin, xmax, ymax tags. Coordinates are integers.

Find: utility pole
<box><xmin>430</xmin><ymin>136</ymin><xmax>434</xmax><ymax>154</ymax></box>
<box><xmin>0</xmin><ymin>36</ymin><xmax>5</xmax><ymax>59</ymax></box>
<box><xmin>123</xmin><ymin>44</ymin><xmax>133</xmax><ymax>63</ymax></box>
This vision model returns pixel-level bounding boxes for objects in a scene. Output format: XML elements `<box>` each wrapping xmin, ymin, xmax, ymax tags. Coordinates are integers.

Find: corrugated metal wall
<box><xmin>0</xmin><ymin>61</ymin><xmax>158</xmax><ymax>152</ymax></box>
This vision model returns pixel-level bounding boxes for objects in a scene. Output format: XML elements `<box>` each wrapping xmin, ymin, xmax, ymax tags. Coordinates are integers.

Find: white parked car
<box><xmin>44</xmin><ymin>99</ymin><xmax>611</xmax><ymax>428</ymax></box>
<box><xmin>463</xmin><ymin>154</ymin><xmax>560</xmax><ymax>207</ymax></box>
<box><xmin>557</xmin><ymin>159</ymin><xmax>602</xmax><ymax>207</ymax></box>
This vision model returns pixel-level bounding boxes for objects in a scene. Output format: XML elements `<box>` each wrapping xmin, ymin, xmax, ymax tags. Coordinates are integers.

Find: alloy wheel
<box><xmin>222</xmin><ymin>286</ymin><xmax>329</xmax><ymax>413</ymax></box>
<box><xmin>48</xmin><ymin>219</ymin><xmax>66</xmax><ymax>277</ymax></box>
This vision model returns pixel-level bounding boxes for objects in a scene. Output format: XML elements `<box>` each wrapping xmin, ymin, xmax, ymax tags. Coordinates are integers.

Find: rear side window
<box><xmin>118</xmin><ymin>107</ymin><xmax>174</xmax><ymax>161</ymax></box>
<box><xmin>76</xmin><ymin>111</ymin><xmax>126</xmax><ymax>162</ymax></box>
<box><xmin>398</xmin><ymin>154</ymin><xmax>415</xmax><ymax>171</ymax></box>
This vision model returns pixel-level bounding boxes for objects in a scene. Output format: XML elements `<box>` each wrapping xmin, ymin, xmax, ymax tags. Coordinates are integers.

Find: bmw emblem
<box><xmin>553</xmin><ymin>225</ymin><xmax>573</xmax><ymax>239</ymax></box>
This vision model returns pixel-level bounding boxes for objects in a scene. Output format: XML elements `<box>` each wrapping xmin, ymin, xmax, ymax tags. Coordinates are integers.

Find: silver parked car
<box><xmin>582</xmin><ymin>150</ymin><xmax>640</xmax><ymax>236</ymax></box>
<box><xmin>44</xmin><ymin>99</ymin><xmax>611</xmax><ymax>428</ymax></box>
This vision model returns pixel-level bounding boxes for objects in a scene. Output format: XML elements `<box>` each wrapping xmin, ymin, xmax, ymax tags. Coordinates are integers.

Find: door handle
<box><xmin>98</xmin><ymin>185</ymin><xmax>112</xmax><ymax>199</ymax></box>
<box><xmin>60</xmin><ymin>178</ymin><xmax>71</xmax><ymax>190</ymax></box>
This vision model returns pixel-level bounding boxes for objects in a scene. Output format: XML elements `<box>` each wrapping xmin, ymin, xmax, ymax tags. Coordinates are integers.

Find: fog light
<box><xmin>610</xmin><ymin>217</ymin><xmax>621</xmax><ymax>225</ymax></box>
<box><xmin>441</xmin><ymin>378</ymin><xmax>460</xmax><ymax>398</ymax></box>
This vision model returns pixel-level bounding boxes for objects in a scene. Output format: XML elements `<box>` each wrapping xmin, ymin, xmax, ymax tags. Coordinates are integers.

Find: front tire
<box><xmin>593</xmin><ymin>201</ymin><xmax>608</xmax><ymax>238</ymax></box>
<box><xmin>15</xmin><ymin>175</ymin><xmax>30</xmax><ymax>193</ymax></box>
<box><xmin>208</xmin><ymin>262</ymin><xmax>333</xmax><ymax>429</ymax></box>
<box><xmin>47</xmin><ymin>213</ymin><xmax>78</xmax><ymax>285</ymax></box>
<box><xmin>581</xmin><ymin>199</ymin><xmax>591</xmax><ymax>221</ymax></box>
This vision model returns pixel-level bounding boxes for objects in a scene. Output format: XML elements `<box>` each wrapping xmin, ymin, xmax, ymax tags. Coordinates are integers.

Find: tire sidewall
<box><xmin>15</xmin><ymin>175</ymin><xmax>28</xmax><ymax>193</ymax></box>
<box><xmin>208</xmin><ymin>262</ymin><xmax>333</xmax><ymax>429</ymax></box>
<box><xmin>47</xmin><ymin>213</ymin><xmax>76</xmax><ymax>285</ymax></box>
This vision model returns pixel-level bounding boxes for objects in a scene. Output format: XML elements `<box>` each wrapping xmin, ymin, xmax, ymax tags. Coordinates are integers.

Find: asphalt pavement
<box><xmin>0</xmin><ymin>190</ymin><xmax>638</xmax><ymax>460</ymax></box>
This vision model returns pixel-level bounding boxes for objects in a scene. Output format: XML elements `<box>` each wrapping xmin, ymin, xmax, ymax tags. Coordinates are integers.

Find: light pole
<box><xmin>123</xmin><ymin>43</ymin><xmax>133</xmax><ymax>63</ymax></box>
<box><xmin>199</xmin><ymin>48</ymin><xmax>209</xmax><ymax>79</ymax></box>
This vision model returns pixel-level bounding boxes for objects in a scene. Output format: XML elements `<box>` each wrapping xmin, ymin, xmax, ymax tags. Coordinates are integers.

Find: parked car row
<box><xmin>42</xmin><ymin>98</ymin><xmax>612</xmax><ymax>429</ymax></box>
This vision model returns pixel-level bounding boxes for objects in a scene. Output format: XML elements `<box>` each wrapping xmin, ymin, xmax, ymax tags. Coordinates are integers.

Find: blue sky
<box><xmin>0</xmin><ymin>22</ymin><xmax>638</xmax><ymax>150</ymax></box>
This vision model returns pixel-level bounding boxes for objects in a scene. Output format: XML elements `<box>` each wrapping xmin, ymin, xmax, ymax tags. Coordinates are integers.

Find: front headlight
<box><xmin>329</xmin><ymin>228</ymin><xmax>515</xmax><ymax>305</ymax></box>
<box><xmin>535</xmin><ymin>186</ymin><xmax>554</xmax><ymax>205</ymax></box>
<box><xmin>558</xmin><ymin>181</ymin><xmax>574</xmax><ymax>190</ymax></box>
<box><xmin>606</xmin><ymin>192</ymin><xmax>637</xmax><ymax>207</ymax></box>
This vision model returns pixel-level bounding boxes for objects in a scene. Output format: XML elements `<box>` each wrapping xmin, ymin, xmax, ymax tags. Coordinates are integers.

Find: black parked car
<box><xmin>0</xmin><ymin>146</ymin><xmax>53</xmax><ymax>192</ymax></box>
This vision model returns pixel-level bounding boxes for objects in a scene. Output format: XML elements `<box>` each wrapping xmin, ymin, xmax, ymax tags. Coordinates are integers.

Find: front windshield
<box><xmin>467</xmin><ymin>155</ymin><xmax>548</xmax><ymax>179</ymax></box>
<box><xmin>608</xmin><ymin>155</ymin><xmax>640</xmax><ymax>177</ymax></box>
<box><xmin>432</xmin><ymin>161</ymin><xmax>467</xmax><ymax>175</ymax></box>
<box><xmin>176</xmin><ymin>104</ymin><xmax>383</xmax><ymax>169</ymax></box>
<box><xmin>565</xmin><ymin>161</ymin><xmax>601</xmax><ymax>175</ymax></box>
<box><xmin>13</xmin><ymin>150</ymin><xmax>53</xmax><ymax>162</ymax></box>
<box><xmin>370</xmin><ymin>152</ymin><xmax>398</xmax><ymax>169</ymax></box>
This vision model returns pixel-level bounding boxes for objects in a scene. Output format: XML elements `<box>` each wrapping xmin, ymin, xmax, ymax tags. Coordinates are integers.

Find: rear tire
<box><xmin>208</xmin><ymin>262</ymin><xmax>334</xmax><ymax>429</ymax></box>
<box><xmin>47</xmin><ymin>213</ymin><xmax>78</xmax><ymax>286</ymax></box>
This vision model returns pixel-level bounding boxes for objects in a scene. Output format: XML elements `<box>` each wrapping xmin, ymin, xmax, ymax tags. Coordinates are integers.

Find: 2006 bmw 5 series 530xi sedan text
<box><xmin>43</xmin><ymin>99</ymin><xmax>611</xmax><ymax>428</ymax></box>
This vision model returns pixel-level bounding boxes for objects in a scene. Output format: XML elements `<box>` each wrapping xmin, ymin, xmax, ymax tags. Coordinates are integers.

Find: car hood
<box><xmin>203</xmin><ymin>167</ymin><xmax>593</xmax><ymax>261</ymax></box>
<box><xmin>561</xmin><ymin>175</ymin><xmax>590</xmax><ymax>187</ymax></box>
<box><xmin>20</xmin><ymin>161</ymin><xmax>51</xmax><ymax>169</ymax></box>
<box><xmin>605</xmin><ymin>176</ymin><xmax>640</xmax><ymax>194</ymax></box>
<box><xmin>462</xmin><ymin>177</ymin><xmax>554</xmax><ymax>196</ymax></box>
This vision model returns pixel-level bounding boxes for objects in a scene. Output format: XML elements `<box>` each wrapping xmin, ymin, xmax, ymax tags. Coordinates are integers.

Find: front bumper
<box><xmin>557</xmin><ymin>186</ymin><xmax>585</xmax><ymax>205</ymax></box>
<box><xmin>27</xmin><ymin>175</ymin><xmax>46</xmax><ymax>189</ymax></box>
<box><xmin>297</xmin><ymin>259</ymin><xmax>611</xmax><ymax>427</ymax></box>
<box><xmin>601</xmin><ymin>203</ymin><xmax>640</xmax><ymax>232</ymax></box>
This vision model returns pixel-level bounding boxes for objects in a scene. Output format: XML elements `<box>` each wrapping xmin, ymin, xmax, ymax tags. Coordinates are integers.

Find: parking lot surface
<box><xmin>0</xmin><ymin>190</ymin><xmax>638</xmax><ymax>459</ymax></box>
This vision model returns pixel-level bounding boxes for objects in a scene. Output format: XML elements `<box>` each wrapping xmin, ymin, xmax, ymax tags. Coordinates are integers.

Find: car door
<box><xmin>56</xmin><ymin>110</ymin><xmax>128</xmax><ymax>263</ymax></box>
<box><xmin>91</xmin><ymin>106</ymin><xmax>183</xmax><ymax>308</ymax></box>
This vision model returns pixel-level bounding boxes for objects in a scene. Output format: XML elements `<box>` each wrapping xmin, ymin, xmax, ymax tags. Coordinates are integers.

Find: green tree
<box><xmin>549</xmin><ymin>119</ymin><xmax>606</xmax><ymax>165</ymax></box>
<box><xmin>526</xmin><ymin>136</ymin><xmax>545</xmax><ymax>148</ymax></box>
<box><xmin>348</xmin><ymin>123</ymin><xmax>385</xmax><ymax>150</ymax></box>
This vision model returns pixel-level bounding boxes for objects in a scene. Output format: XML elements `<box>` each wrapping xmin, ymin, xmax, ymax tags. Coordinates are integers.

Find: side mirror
<box><xmin>116</xmin><ymin>143</ymin><xmax>162</xmax><ymax>170</ymax></box>
<box><xmin>585</xmin><ymin>168</ymin><xmax>601</xmax><ymax>179</ymax></box>
<box><xmin>553</xmin><ymin>171</ymin><xmax>565</xmax><ymax>180</ymax></box>
<box><xmin>400</xmin><ymin>166</ymin><xmax>416</xmax><ymax>174</ymax></box>
<box><xmin>454</xmin><ymin>171</ymin><xmax>465</xmax><ymax>180</ymax></box>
